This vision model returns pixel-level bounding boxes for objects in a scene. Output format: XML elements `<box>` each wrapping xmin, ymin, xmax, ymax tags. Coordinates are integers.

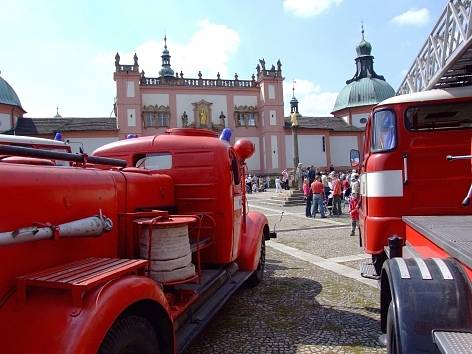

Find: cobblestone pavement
<box><xmin>186</xmin><ymin>190</ymin><xmax>385</xmax><ymax>354</ymax></box>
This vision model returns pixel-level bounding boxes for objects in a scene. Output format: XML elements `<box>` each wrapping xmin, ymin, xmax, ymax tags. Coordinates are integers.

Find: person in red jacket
<box><xmin>348</xmin><ymin>193</ymin><xmax>360</xmax><ymax>236</ymax></box>
<box><xmin>331</xmin><ymin>172</ymin><xmax>342</xmax><ymax>216</ymax></box>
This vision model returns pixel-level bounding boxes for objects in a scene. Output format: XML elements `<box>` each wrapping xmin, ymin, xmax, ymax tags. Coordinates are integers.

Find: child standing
<box><xmin>348</xmin><ymin>193</ymin><xmax>360</xmax><ymax>236</ymax></box>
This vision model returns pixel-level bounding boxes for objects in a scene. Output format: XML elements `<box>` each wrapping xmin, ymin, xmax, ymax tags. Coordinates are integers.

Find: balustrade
<box><xmin>140</xmin><ymin>76</ymin><xmax>256</xmax><ymax>88</ymax></box>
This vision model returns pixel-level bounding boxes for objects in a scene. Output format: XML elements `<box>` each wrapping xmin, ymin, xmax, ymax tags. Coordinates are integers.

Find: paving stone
<box><xmin>185</xmin><ymin>191</ymin><xmax>385</xmax><ymax>354</ymax></box>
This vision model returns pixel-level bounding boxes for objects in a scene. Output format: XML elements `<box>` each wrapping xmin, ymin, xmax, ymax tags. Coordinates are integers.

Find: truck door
<box><xmin>230</xmin><ymin>151</ymin><xmax>242</xmax><ymax>258</ymax></box>
<box><xmin>403</xmin><ymin>101</ymin><xmax>472</xmax><ymax>214</ymax></box>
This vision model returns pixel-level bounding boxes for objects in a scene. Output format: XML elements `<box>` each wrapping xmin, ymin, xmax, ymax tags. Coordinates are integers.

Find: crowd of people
<box><xmin>302</xmin><ymin>167</ymin><xmax>361</xmax><ymax>236</ymax></box>
<box><xmin>245</xmin><ymin>175</ymin><xmax>270</xmax><ymax>194</ymax></box>
<box><xmin>245</xmin><ymin>165</ymin><xmax>361</xmax><ymax>237</ymax></box>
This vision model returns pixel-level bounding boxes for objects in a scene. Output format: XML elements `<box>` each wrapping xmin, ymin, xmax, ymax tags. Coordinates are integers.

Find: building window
<box><xmin>234</xmin><ymin>105</ymin><xmax>258</xmax><ymax>127</ymax></box>
<box><xmin>142</xmin><ymin>105</ymin><xmax>170</xmax><ymax>128</ymax></box>
<box><xmin>247</xmin><ymin>113</ymin><xmax>256</xmax><ymax>126</ymax></box>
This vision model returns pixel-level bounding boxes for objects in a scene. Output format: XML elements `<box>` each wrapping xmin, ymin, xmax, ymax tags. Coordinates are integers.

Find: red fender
<box><xmin>0</xmin><ymin>275</ymin><xmax>173</xmax><ymax>354</ymax></box>
<box><xmin>237</xmin><ymin>211</ymin><xmax>268</xmax><ymax>271</ymax></box>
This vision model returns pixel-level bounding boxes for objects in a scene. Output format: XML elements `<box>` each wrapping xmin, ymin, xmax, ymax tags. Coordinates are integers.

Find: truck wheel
<box><xmin>386</xmin><ymin>303</ymin><xmax>398</xmax><ymax>354</ymax></box>
<box><xmin>99</xmin><ymin>315</ymin><xmax>160</xmax><ymax>354</ymax></box>
<box><xmin>247</xmin><ymin>236</ymin><xmax>265</xmax><ymax>287</ymax></box>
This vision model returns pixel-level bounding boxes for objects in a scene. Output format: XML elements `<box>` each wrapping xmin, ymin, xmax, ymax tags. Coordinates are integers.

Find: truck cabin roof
<box><xmin>378</xmin><ymin>87</ymin><xmax>472</xmax><ymax>107</ymax></box>
<box><xmin>93</xmin><ymin>129</ymin><xmax>230</xmax><ymax>157</ymax></box>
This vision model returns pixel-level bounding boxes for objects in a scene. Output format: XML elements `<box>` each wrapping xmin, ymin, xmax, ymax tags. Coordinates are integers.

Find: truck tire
<box><xmin>98</xmin><ymin>315</ymin><xmax>160</xmax><ymax>354</ymax></box>
<box><xmin>247</xmin><ymin>236</ymin><xmax>265</xmax><ymax>287</ymax></box>
<box><xmin>386</xmin><ymin>303</ymin><xmax>398</xmax><ymax>354</ymax></box>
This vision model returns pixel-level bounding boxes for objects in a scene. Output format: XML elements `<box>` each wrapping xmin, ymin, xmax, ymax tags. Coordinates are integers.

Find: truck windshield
<box><xmin>405</xmin><ymin>102</ymin><xmax>472</xmax><ymax>131</ymax></box>
<box><xmin>372</xmin><ymin>110</ymin><xmax>396</xmax><ymax>152</ymax></box>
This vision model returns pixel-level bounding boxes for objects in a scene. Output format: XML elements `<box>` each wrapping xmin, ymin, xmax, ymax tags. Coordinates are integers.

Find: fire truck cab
<box><xmin>351</xmin><ymin>87</ymin><xmax>472</xmax><ymax>353</ymax></box>
<box><xmin>351</xmin><ymin>87</ymin><xmax>472</xmax><ymax>277</ymax></box>
<box><xmin>0</xmin><ymin>128</ymin><xmax>272</xmax><ymax>354</ymax></box>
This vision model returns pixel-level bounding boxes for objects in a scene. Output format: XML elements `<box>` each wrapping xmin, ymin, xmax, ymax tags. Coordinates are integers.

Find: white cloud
<box><xmin>391</xmin><ymin>8</ymin><xmax>430</xmax><ymax>26</ymax></box>
<box><xmin>284</xmin><ymin>79</ymin><xmax>338</xmax><ymax>116</ymax></box>
<box><xmin>283</xmin><ymin>0</ymin><xmax>343</xmax><ymax>18</ymax></box>
<box><xmin>120</xmin><ymin>20</ymin><xmax>240</xmax><ymax>79</ymax></box>
<box><xmin>18</xmin><ymin>20</ymin><xmax>240</xmax><ymax>117</ymax></box>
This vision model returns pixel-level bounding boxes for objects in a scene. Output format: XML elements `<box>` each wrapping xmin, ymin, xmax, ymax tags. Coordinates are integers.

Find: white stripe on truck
<box><xmin>361</xmin><ymin>170</ymin><xmax>403</xmax><ymax>197</ymax></box>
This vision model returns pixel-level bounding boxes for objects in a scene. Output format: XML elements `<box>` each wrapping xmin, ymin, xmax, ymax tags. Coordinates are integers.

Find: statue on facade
<box><xmin>133</xmin><ymin>53</ymin><xmax>138</xmax><ymax>66</ymax></box>
<box><xmin>181</xmin><ymin>111</ymin><xmax>188</xmax><ymax>127</ymax></box>
<box><xmin>259</xmin><ymin>58</ymin><xmax>266</xmax><ymax>70</ymax></box>
<box><xmin>256</xmin><ymin>64</ymin><xmax>260</xmax><ymax>75</ymax></box>
<box><xmin>219</xmin><ymin>111</ymin><xmax>226</xmax><ymax>126</ymax></box>
<box><xmin>277</xmin><ymin>59</ymin><xmax>282</xmax><ymax>71</ymax></box>
<box><xmin>115</xmin><ymin>52</ymin><xmax>120</xmax><ymax>68</ymax></box>
<box><xmin>199</xmin><ymin>109</ymin><xmax>208</xmax><ymax>125</ymax></box>
<box><xmin>271</xmin><ymin>64</ymin><xmax>275</xmax><ymax>71</ymax></box>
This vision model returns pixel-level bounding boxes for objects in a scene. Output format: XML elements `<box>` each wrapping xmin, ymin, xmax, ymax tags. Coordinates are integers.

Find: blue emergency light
<box><xmin>219</xmin><ymin>128</ymin><xmax>232</xmax><ymax>143</ymax></box>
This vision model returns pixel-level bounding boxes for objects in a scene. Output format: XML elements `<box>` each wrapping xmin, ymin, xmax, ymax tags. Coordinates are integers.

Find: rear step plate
<box><xmin>360</xmin><ymin>260</ymin><xmax>380</xmax><ymax>280</ymax></box>
<box><xmin>433</xmin><ymin>331</ymin><xmax>472</xmax><ymax>354</ymax></box>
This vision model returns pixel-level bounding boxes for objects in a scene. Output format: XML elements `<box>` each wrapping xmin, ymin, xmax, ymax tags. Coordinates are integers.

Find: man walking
<box><xmin>310</xmin><ymin>175</ymin><xmax>326</xmax><ymax>218</ymax></box>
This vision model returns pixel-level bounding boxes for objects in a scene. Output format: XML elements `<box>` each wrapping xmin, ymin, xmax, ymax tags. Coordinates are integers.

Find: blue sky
<box><xmin>1</xmin><ymin>0</ymin><xmax>446</xmax><ymax>118</ymax></box>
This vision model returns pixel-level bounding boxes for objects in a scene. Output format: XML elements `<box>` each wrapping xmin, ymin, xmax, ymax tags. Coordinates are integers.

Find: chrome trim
<box><xmin>395</xmin><ymin>258</ymin><xmax>411</xmax><ymax>279</ymax></box>
<box><xmin>432</xmin><ymin>258</ymin><xmax>454</xmax><ymax>280</ymax></box>
<box><xmin>414</xmin><ymin>258</ymin><xmax>432</xmax><ymax>280</ymax></box>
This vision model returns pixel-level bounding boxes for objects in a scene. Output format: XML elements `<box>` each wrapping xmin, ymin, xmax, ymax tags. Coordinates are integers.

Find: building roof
<box><xmin>0</xmin><ymin>75</ymin><xmax>25</xmax><ymax>111</ymax></box>
<box><xmin>284</xmin><ymin>116</ymin><xmax>363</xmax><ymax>132</ymax></box>
<box><xmin>13</xmin><ymin>117</ymin><xmax>118</xmax><ymax>135</ymax></box>
<box><xmin>332</xmin><ymin>77</ymin><xmax>395</xmax><ymax>112</ymax></box>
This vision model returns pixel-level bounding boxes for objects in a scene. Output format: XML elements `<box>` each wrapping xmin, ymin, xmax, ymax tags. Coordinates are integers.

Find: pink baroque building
<box><xmin>114</xmin><ymin>37</ymin><xmax>286</xmax><ymax>174</ymax></box>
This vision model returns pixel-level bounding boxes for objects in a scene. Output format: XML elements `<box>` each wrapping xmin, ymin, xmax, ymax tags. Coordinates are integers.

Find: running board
<box><xmin>176</xmin><ymin>270</ymin><xmax>252</xmax><ymax>354</ymax></box>
<box><xmin>360</xmin><ymin>260</ymin><xmax>380</xmax><ymax>280</ymax></box>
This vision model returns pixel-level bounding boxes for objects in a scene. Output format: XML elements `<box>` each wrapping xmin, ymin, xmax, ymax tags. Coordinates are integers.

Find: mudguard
<box><xmin>237</xmin><ymin>211</ymin><xmax>268</xmax><ymax>271</ymax></box>
<box><xmin>381</xmin><ymin>257</ymin><xmax>472</xmax><ymax>353</ymax></box>
<box><xmin>0</xmin><ymin>275</ymin><xmax>173</xmax><ymax>354</ymax></box>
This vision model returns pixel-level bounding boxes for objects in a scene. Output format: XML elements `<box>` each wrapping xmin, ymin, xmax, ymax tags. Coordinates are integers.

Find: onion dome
<box><xmin>332</xmin><ymin>26</ymin><xmax>394</xmax><ymax>113</ymax></box>
<box><xmin>0</xmin><ymin>73</ymin><xmax>25</xmax><ymax>112</ymax></box>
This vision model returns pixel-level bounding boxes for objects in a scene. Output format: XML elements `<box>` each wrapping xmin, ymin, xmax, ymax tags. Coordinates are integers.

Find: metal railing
<box><xmin>398</xmin><ymin>0</ymin><xmax>472</xmax><ymax>94</ymax></box>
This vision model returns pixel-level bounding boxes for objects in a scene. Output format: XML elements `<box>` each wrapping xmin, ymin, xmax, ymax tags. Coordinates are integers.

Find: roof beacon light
<box><xmin>126</xmin><ymin>134</ymin><xmax>138</xmax><ymax>139</ymax></box>
<box><xmin>219</xmin><ymin>128</ymin><xmax>232</xmax><ymax>143</ymax></box>
<box><xmin>54</xmin><ymin>132</ymin><xmax>62</xmax><ymax>141</ymax></box>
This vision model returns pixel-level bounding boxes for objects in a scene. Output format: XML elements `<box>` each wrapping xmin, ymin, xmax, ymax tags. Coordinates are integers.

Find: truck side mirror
<box><xmin>350</xmin><ymin>149</ymin><xmax>360</xmax><ymax>167</ymax></box>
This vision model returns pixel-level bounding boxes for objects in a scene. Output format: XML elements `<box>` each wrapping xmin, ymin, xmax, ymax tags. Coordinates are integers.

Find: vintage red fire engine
<box><xmin>351</xmin><ymin>87</ymin><xmax>472</xmax><ymax>353</ymax></box>
<box><xmin>0</xmin><ymin>128</ymin><xmax>274</xmax><ymax>354</ymax></box>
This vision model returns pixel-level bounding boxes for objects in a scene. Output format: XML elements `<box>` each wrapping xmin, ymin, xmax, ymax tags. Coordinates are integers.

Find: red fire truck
<box><xmin>0</xmin><ymin>128</ymin><xmax>273</xmax><ymax>354</ymax></box>
<box><xmin>350</xmin><ymin>87</ymin><xmax>472</xmax><ymax>353</ymax></box>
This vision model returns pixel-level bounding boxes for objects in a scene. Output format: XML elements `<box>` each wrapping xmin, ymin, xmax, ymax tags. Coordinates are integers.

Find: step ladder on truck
<box><xmin>349</xmin><ymin>86</ymin><xmax>472</xmax><ymax>353</ymax></box>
